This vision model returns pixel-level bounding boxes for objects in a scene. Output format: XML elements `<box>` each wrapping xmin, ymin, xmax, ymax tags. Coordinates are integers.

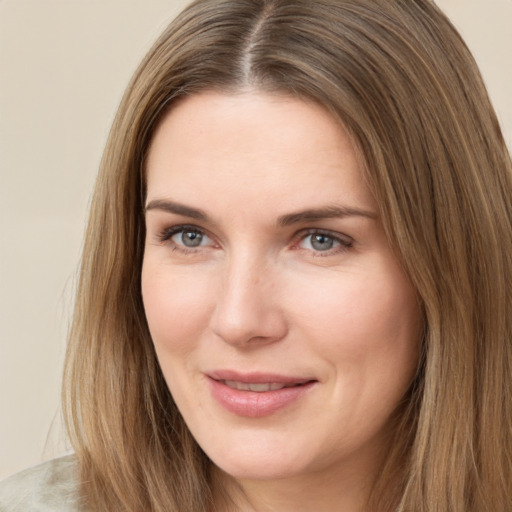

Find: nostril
<box><xmin>210</xmin><ymin>281</ymin><xmax>288</xmax><ymax>347</ymax></box>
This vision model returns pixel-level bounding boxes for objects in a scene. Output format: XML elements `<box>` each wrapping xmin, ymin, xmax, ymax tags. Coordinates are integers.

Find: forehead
<box><xmin>145</xmin><ymin>91</ymin><xmax>376</xmax><ymax>215</ymax></box>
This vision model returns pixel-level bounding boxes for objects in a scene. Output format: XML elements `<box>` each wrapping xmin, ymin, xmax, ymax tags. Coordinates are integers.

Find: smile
<box><xmin>221</xmin><ymin>380</ymin><xmax>307</xmax><ymax>392</ymax></box>
<box><xmin>207</xmin><ymin>372</ymin><xmax>316</xmax><ymax>417</ymax></box>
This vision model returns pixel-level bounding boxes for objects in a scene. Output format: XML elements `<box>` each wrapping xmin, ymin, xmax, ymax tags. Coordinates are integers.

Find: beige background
<box><xmin>0</xmin><ymin>0</ymin><xmax>511</xmax><ymax>479</ymax></box>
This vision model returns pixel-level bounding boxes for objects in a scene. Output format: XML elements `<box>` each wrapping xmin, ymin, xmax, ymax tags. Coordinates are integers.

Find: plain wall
<box><xmin>0</xmin><ymin>0</ymin><xmax>511</xmax><ymax>479</ymax></box>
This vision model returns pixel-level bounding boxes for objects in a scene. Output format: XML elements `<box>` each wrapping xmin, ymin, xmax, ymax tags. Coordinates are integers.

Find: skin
<box><xmin>142</xmin><ymin>91</ymin><xmax>421</xmax><ymax>512</ymax></box>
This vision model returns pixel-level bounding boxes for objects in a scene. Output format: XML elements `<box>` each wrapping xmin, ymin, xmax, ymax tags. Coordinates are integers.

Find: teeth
<box><xmin>223</xmin><ymin>380</ymin><xmax>293</xmax><ymax>392</ymax></box>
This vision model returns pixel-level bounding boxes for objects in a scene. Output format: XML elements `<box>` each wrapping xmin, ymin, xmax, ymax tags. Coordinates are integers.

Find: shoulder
<box><xmin>0</xmin><ymin>455</ymin><xmax>84</xmax><ymax>512</ymax></box>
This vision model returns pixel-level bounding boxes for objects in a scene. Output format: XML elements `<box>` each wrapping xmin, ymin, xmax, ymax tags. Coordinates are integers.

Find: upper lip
<box><xmin>207</xmin><ymin>369</ymin><xmax>316</xmax><ymax>385</ymax></box>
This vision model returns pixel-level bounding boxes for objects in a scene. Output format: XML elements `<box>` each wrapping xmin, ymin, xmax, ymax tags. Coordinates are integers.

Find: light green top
<box><xmin>0</xmin><ymin>456</ymin><xmax>83</xmax><ymax>512</ymax></box>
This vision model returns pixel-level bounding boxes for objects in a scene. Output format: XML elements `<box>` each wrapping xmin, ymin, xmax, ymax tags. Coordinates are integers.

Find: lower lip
<box><xmin>208</xmin><ymin>378</ymin><xmax>316</xmax><ymax>418</ymax></box>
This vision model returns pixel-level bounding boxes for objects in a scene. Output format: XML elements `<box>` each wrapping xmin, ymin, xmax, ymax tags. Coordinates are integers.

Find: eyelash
<box><xmin>155</xmin><ymin>224</ymin><xmax>354</xmax><ymax>256</ymax></box>
<box><xmin>292</xmin><ymin>228</ymin><xmax>353</xmax><ymax>256</ymax></box>
<box><xmin>156</xmin><ymin>225</ymin><xmax>213</xmax><ymax>253</ymax></box>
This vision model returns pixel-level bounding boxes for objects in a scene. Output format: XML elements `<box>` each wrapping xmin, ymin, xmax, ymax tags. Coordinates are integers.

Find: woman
<box><xmin>1</xmin><ymin>0</ymin><xmax>511</xmax><ymax>510</ymax></box>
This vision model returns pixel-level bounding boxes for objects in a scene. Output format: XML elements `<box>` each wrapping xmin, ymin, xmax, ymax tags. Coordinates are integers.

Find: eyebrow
<box><xmin>145</xmin><ymin>199</ymin><xmax>208</xmax><ymax>221</ymax></box>
<box><xmin>145</xmin><ymin>199</ymin><xmax>377</xmax><ymax>225</ymax></box>
<box><xmin>277</xmin><ymin>205</ymin><xmax>378</xmax><ymax>226</ymax></box>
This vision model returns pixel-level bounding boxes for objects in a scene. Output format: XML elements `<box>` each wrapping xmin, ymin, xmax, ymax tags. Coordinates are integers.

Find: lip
<box><xmin>206</xmin><ymin>370</ymin><xmax>317</xmax><ymax>418</ymax></box>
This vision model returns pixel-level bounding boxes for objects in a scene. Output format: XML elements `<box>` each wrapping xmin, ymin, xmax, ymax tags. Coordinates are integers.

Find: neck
<box><xmin>212</xmin><ymin>458</ymin><xmax>379</xmax><ymax>512</ymax></box>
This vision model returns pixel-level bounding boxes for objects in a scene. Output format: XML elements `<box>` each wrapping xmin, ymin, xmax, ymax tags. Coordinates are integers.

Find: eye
<box><xmin>302</xmin><ymin>233</ymin><xmax>338</xmax><ymax>251</ymax></box>
<box><xmin>296</xmin><ymin>230</ymin><xmax>353</xmax><ymax>254</ymax></box>
<box><xmin>172</xmin><ymin>229</ymin><xmax>209</xmax><ymax>248</ymax></box>
<box><xmin>156</xmin><ymin>225</ymin><xmax>215</xmax><ymax>251</ymax></box>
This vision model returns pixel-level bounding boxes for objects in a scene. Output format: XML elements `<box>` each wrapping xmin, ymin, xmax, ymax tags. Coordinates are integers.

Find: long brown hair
<box><xmin>63</xmin><ymin>1</ymin><xmax>512</xmax><ymax>510</ymax></box>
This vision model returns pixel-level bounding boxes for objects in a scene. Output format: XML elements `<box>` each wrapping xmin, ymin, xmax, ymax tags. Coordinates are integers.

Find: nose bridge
<box><xmin>211</xmin><ymin>247</ymin><xmax>286</xmax><ymax>347</ymax></box>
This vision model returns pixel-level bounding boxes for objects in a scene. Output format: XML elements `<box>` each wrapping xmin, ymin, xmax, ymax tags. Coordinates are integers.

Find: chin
<box><xmin>214</xmin><ymin>456</ymin><xmax>307</xmax><ymax>482</ymax></box>
<box><xmin>203</xmin><ymin>433</ymin><xmax>320</xmax><ymax>482</ymax></box>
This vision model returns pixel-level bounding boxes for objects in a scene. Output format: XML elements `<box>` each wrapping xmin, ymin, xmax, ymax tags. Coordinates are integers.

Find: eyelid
<box><xmin>156</xmin><ymin>224</ymin><xmax>217</xmax><ymax>249</ymax></box>
<box><xmin>153</xmin><ymin>224</ymin><xmax>353</xmax><ymax>256</ymax></box>
<box><xmin>292</xmin><ymin>228</ymin><xmax>354</xmax><ymax>254</ymax></box>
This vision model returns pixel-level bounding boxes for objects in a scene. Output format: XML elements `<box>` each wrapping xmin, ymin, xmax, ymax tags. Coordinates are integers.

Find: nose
<box><xmin>210</xmin><ymin>254</ymin><xmax>288</xmax><ymax>348</ymax></box>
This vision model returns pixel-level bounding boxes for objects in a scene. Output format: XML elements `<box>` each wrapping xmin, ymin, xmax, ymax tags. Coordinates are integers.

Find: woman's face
<box><xmin>142</xmin><ymin>91</ymin><xmax>421</xmax><ymax>485</ymax></box>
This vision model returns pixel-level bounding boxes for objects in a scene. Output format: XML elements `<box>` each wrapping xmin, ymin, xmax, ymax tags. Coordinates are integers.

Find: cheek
<box><xmin>141</xmin><ymin>263</ymin><xmax>216</xmax><ymax>355</ymax></box>
<box><xmin>344</xmin><ymin>276</ymin><xmax>420</xmax><ymax>354</ymax></box>
<box><xmin>288</xmin><ymin>265</ymin><xmax>421</xmax><ymax>378</ymax></box>
<box><xmin>294</xmin><ymin>267</ymin><xmax>418</xmax><ymax>333</ymax></box>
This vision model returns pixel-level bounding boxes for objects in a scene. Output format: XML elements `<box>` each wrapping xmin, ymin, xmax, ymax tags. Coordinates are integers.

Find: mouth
<box><xmin>220</xmin><ymin>380</ymin><xmax>312</xmax><ymax>392</ymax></box>
<box><xmin>207</xmin><ymin>371</ymin><xmax>317</xmax><ymax>417</ymax></box>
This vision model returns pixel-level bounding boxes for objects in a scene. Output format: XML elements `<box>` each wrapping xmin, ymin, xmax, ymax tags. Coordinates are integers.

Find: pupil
<box><xmin>182</xmin><ymin>231</ymin><xmax>202</xmax><ymax>247</ymax></box>
<box><xmin>311</xmin><ymin>234</ymin><xmax>333</xmax><ymax>251</ymax></box>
